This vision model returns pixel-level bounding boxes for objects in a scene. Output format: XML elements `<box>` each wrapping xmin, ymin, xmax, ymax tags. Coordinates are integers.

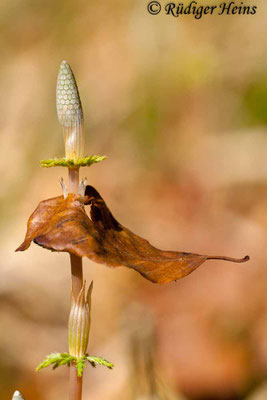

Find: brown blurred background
<box><xmin>0</xmin><ymin>0</ymin><xmax>267</xmax><ymax>399</ymax></box>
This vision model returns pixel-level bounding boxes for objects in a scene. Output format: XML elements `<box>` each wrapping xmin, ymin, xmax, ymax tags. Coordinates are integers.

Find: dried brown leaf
<box><xmin>16</xmin><ymin>186</ymin><xmax>249</xmax><ymax>284</ymax></box>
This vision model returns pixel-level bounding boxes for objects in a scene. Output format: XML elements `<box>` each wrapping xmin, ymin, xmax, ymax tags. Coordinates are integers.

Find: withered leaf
<box><xmin>16</xmin><ymin>186</ymin><xmax>249</xmax><ymax>284</ymax></box>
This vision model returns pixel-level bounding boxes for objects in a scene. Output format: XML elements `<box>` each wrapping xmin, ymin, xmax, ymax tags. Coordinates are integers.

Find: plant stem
<box><xmin>68</xmin><ymin>167</ymin><xmax>83</xmax><ymax>400</ymax></box>
<box><xmin>68</xmin><ymin>168</ymin><xmax>80</xmax><ymax>194</ymax></box>
<box><xmin>70</xmin><ymin>254</ymin><xmax>83</xmax><ymax>298</ymax></box>
<box><xmin>69</xmin><ymin>365</ymin><xmax>83</xmax><ymax>400</ymax></box>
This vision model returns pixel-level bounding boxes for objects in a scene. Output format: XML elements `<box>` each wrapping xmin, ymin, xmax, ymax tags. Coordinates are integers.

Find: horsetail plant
<box><xmin>40</xmin><ymin>61</ymin><xmax>111</xmax><ymax>400</ymax></box>
<box><xmin>18</xmin><ymin>61</ymin><xmax>112</xmax><ymax>400</ymax></box>
<box><xmin>16</xmin><ymin>61</ymin><xmax>249</xmax><ymax>400</ymax></box>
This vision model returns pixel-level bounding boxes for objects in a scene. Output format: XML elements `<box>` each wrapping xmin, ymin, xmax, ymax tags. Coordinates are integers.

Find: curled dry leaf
<box><xmin>16</xmin><ymin>186</ymin><xmax>249</xmax><ymax>284</ymax></box>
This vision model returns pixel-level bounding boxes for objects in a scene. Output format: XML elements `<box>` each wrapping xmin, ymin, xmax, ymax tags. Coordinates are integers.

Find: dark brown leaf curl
<box><xmin>16</xmin><ymin>186</ymin><xmax>249</xmax><ymax>284</ymax></box>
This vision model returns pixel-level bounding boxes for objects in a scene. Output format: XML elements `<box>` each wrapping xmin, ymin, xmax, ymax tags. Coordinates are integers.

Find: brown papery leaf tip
<box><xmin>206</xmin><ymin>255</ymin><xmax>250</xmax><ymax>263</ymax></box>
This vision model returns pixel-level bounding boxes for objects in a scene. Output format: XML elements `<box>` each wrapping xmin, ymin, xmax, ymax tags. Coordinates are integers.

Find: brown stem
<box><xmin>206</xmin><ymin>255</ymin><xmax>250</xmax><ymax>263</ymax></box>
<box><xmin>68</xmin><ymin>167</ymin><xmax>84</xmax><ymax>400</ymax></box>
<box><xmin>70</xmin><ymin>254</ymin><xmax>83</xmax><ymax>298</ymax></box>
<box><xmin>69</xmin><ymin>366</ymin><xmax>83</xmax><ymax>400</ymax></box>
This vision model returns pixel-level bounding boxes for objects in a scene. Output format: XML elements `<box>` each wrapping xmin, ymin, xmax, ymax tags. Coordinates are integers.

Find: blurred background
<box><xmin>0</xmin><ymin>0</ymin><xmax>266</xmax><ymax>399</ymax></box>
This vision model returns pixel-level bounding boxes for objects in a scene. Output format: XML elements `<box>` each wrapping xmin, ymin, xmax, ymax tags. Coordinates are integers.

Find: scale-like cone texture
<box><xmin>56</xmin><ymin>61</ymin><xmax>85</xmax><ymax>160</ymax></box>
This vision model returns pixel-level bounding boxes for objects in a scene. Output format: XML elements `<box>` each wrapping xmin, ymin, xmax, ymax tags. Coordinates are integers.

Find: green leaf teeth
<box><xmin>85</xmin><ymin>355</ymin><xmax>114</xmax><ymax>369</ymax></box>
<box><xmin>40</xmin><ymin>155</ymin><xmax>107</xmax><ymax>168</ymax></box>
<box><xmin>36</xmin><ymin>352</ymin><xmax>114</xmax><ymax>377</ymax></box>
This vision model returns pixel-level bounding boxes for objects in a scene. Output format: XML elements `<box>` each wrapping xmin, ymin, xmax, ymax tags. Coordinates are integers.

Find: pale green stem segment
<box><xmin>68</xmin><ymin>167</ymin><xmax>80</xmax><ymax>194</ymax></box>
<box><xmin>68</xmin><ymin>281</ymin><xmax>93</xmax><ymax>358</ymax></box>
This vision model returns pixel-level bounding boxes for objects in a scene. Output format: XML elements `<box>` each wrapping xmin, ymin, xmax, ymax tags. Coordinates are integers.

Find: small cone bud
<box><xmin>68</xmin><ymin>281</ymin><xmax>93</xmax><ymax>357</ymax></box>
<box><xmin>12</xmin><ymin>391</ymin><xmax>25</xmax><ymax>400</ymax></box>
<box><xmin>56</xmin><ymin>61</ymin><xmax>85</xmax><ymax>160</ymax></box>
